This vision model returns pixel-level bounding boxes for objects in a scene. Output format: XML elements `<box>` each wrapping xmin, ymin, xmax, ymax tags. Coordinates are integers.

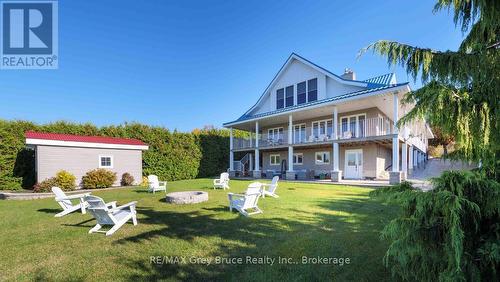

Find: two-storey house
<box><xmin>224</xmin><ymin>53</ymin><xmax>433</xmax><ymax>184</ymax></box>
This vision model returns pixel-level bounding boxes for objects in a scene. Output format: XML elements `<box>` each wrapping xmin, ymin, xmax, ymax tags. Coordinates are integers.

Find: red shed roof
<box><xmin>25</xmin><ymin>131</ymin><xmax>147</xmax><ymax>146</ymax></box>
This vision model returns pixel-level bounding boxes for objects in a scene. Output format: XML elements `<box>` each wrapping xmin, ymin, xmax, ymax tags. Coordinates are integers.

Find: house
<box><xmin>223</xmin><ymin>53</ymin><xmax>433</xmax><ymax>184</ymax></box>
<box><xmin>25</xmin><ymin>131</ymin><xmax>149</xmax><ymax>186</ymax></box>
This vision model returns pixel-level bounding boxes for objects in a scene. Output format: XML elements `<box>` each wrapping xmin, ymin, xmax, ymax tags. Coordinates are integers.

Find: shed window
<box><xmin>99</xmin><ymin>156</ymin><xmax>113</xmax><ymax>168</ymax></box>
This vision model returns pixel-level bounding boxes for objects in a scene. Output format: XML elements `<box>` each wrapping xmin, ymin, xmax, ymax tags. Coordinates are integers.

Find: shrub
<box><xmin>81</xmin><ymin>169</ymin><xmax>117</xmax><ymax>189</ymax></box>
<box><xmin>371</xmin><ymin>171</ymin><xmax>500</xmax><ymax>281</ymax></box>
<box><xmin>33</xmin><ymin>177</ymin><xmax>59</xmax><ymax>193</ymax></box>
<box><xmin>32</xmin><ymin>170</ymin><xmax>76</xmax><ymax>192</ymax></box>
<box><xmin>141</xmin><ymin>176</ymin><xmax>148</xmax><ymax>187</ymax></box>
<box><xmin>55</xmin><ymin>170</ymin><xmax>76</xmax><ymax>190</ymax></box>
<box><xmin>120</xmin><ymin>172</ymin><xmax>134</xmax><ymax>186</ymax></box>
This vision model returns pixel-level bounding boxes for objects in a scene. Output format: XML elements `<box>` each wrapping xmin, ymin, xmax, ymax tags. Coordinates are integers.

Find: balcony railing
<box><xmin>232</xmin><ymin>117</ymin><xmax>394</xmax><ymax>150</ymax></box>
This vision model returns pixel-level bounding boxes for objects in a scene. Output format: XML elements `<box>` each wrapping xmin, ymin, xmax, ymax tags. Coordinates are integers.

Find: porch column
<box><xmin>253</xmin><ymin>121</ymin><xmax>261</xmax><ymax>178</ymax></box>
<box><xmin>229</xmin><ymin>128</ymin><xmax>235</xmax><ymax>177</ymax></box>
<box><xmin>390</xmin><ymin>92</ymin><xmax>403</xmax><ymax>184</ymax></box>
<box><xmin>413</xmin><ymin>149</ymin><xmax>418</xmax><ymax>168</ymax></box>
<box><xmin>408</xmin><ymin>145</ymin><xmax>414</xmax><ymax>175</ymax></box>
<box><xmin>249</xmin><ymin>153</ymin><xmax>253</xmax><ymax>172</ymax></box>
<box><xmin>286</xmin><ymin>114</ymin><xmax>295</xmax><ymax>180</ymax></box>
<box><xmin>401</xmin><ymin>142</ymin><xmax>408</xmax><ymax>180</ymax></box>
<box><xmin>331</xmin><ymin>106</ymin><xmax>342</xmax><ymax>182</ymax></box>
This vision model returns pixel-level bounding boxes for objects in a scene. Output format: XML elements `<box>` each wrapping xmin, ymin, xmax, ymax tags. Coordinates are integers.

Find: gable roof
<box><xmin>25</xmin><ymin>131</ymin><xmax>149</xmax><ymax>150</ymax></box>
<box><xmin>364</xmin><ymin>73</ymin><xmax>397</xmax><ymax>85</ymax></box>
<box><xmin>243</xmin><ymin>53</ymin><xmax>370</xmax><ymax>117</ymax></box>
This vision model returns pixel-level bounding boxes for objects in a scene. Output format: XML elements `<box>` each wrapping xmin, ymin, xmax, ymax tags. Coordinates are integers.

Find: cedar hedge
<box><xmin>0</xmin><ymin>120</ymin><xmax>246</xmax><ymax>190</ymax></box>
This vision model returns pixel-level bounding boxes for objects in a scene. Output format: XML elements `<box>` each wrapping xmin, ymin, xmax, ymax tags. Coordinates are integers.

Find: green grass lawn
<box><xmin>0</xmin><ymin>179</ymin><xmax>397</xmax><ymax>281</ymax></box>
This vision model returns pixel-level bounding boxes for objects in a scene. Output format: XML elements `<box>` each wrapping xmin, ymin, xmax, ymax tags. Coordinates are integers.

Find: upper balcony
<box><xmin>233</xmin><ymin>116</ymin><xmax>394</xmax><ymax>150</ymax></box>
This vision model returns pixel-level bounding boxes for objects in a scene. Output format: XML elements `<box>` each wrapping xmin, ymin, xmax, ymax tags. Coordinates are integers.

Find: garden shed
<box><xmin>25</xmin><ymin>131</ymin><xmax>149</xmax><ymax>186</ymax></box>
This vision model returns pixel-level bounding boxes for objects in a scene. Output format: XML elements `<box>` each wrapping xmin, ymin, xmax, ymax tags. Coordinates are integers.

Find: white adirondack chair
<box><xmin>213</xmin><ymin>172</ymin><xmax>230</xmax><ymax>190</ymax></box>
<box><xmin>84</xmin><ymin>195</ymin><xmax>138</xmax><ymax>236</ymax></box>
<box><xmin>52</xmin><ymin>187</ymin><xmax>91</xmax><ymax>217</ymax></box>
<box><xmin>148</xmin><ymin>175</ymin><xmax>167</xmax><ymax>194</ymax></box>
<box><xmin>228</xmin><ymin>182</ymin><xmax>263</xmax><ymax>216</ymax></box>
<box><xmin>261</xmin><ymin>176</ymin><xmax>279</xmax><ymax>198</ymax></box>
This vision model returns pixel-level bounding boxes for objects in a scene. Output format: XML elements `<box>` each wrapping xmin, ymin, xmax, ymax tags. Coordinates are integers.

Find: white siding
<box><xmin>36</xmin><ymin>145</ymin><xmax>143</xmax><ymax>187</ymax></box>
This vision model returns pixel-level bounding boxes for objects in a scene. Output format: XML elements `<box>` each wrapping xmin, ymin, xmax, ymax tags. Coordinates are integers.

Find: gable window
<box><xmin>293</xmin><ymin>153</ymin><xmax>303</xmax><ymax>165</ymax></box>
<box><xmin>276</xmin><ymin>88</ymin><xmax>284</xmax><ymax>109</ymax></box>
<box><xmin>308</xmin><ymin>78</ymin><xmax>318</xmax><ymax>102</ymax></box>
<box><xmin>297</xmin><ymin>81</ymin><xmax>306</xmax><ymax>105</ymax></box>
<box><xmin>270</xmin><ymin>154</ymin><xmax>281</xmax><ymax>166</ymax></box>
<box><xmin>99</xmin><ymin>155</ymin><xmax>113</xmax><ymax>168</ymax></box>
<box><xmin>315</xmin><ymin>151</ymin><xmax>330</xmax><ymax>164</ymax></box>
<box><xmin>285</xmin><ymin>85</ymin><xmax>294</xmax><ymax>107</ymax></box>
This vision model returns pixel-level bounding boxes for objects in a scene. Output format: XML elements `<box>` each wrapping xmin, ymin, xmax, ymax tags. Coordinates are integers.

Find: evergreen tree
<box><xmin>360</xmin><ymin>0</ymin><xmax>499</xmax><ymax>177</ymax></box>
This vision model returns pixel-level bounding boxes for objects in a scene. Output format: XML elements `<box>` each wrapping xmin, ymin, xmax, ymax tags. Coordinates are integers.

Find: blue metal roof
<box><xmin>364</xmin><ymin>73</ymin><xmax>395</xmax><ymax>85</ymax></box>
<box><xmin>224</xmin><ymin>82</ymin><xmax>409</xmax><ymax>126</ymax></box>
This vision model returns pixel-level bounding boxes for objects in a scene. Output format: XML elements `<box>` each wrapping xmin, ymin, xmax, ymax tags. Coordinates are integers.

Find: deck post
<box><xmin>401</xmin><ymin>142</ymin><xmax>408</xmax><ymax>180</ymax></box>
<box><xmin>253</xmin><ymin>121</ymin><xmax>261</xmax><ymax>178</ymax></box>
<box><xmin>331</xmin><ymin>106</ymin><xmax>342</xmax><ymax>182</ymax></box>
<box><xmin>408</xmin><ymin>145</ymin><xmax>414</xmax><ymax>175</ymax></box>
<box><xmin>229</xmin><ymin>127</ymin><xmax>234</xmax><ymax>177</ymax></box>
<box><xmin>286</xmin><ymin>114</ymin><xmax>295</xmax><ymax>180</ymax></box>
<box><xmin>390</xmin><ymin>92</ymin><xmax>403</xmax><ymax>184</ymax></box>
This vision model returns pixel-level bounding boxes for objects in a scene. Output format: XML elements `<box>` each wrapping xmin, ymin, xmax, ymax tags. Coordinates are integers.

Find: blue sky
<box><xmin>0</xmin><ymin>0</ymin><xmax>465</xmax><ymax>131</ymax></box>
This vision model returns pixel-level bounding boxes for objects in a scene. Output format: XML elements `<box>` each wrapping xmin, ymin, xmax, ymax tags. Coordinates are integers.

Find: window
<box><xmin>276</xmin><ymin>88</ymin><xmax>284</xmax><ymax>109</ymax></box>
<box><xmin>293</xmin><ymin>153</ymin><xmax>303</xmax><ymax>165</ymax></box>
<box><xmin>315</xmin><ymin>151</ymin><xmax>330</xmax><ymax>164</ymax></box>
<box><xmin>268</xmin><ymin>127</ymin><xmax>284</xmax><ymax>142</ymax></box>
<box><xmin>293</xmin><ymin>124</ymin><xmax>306</xmax><ymax>143</ymax></box>
<box><xmin>308</xmin><ymin>78</ymin><xmax>317</xmax><ymax>102</ymax></box>
<box><xmin>312</xmin><ymin>119</ymin><xmax>333</xmax><ymax>139</ymax></box>
<box><xmin>340</xmin><ymin>114</ymin><xmax>366</xmax><ymax>138</ymax></box>
<box><xmin>285</xmin><ymin>85</ymin><xmax>294</xmax><ymax>107</ymax></box>
<box><xmin>270</xmin><ymin>154</ymin><xmax>281</xmax><ymax>165</ymax></box>
<box><xmin>99</xmin><ymin>155</ymin><xmax>113</xmax><ymax>168</ymax></box>
<box><xmin>297</xmin><ymin>81</ymin><xmax>306</xmax><ymax>104</ymax></box>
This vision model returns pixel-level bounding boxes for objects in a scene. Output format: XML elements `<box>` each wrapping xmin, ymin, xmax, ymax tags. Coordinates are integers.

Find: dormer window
<box><xmin>285</xmin><ymin>85</ymin><xmax>294</xmax><ymax>107</ymax></box>
<box><xmin>308</xmin><ymin>78</ymin><xmax>317</xmax><ymax>102</ymax></box>
<box><xmin>276</xmin><ymin>88</ymin><xmax>284</xmax><ymax>109</ymax></box>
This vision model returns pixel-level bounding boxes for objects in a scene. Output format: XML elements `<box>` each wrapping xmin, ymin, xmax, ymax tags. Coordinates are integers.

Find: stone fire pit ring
<box><xmin>165</xmin><ymin>191</ymin><xmax>208</xmax><ymax>204</ymax></box>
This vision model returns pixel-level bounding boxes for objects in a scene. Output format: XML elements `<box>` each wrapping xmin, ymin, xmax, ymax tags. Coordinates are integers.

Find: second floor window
<box><xmin>276</xmin><ymin>88</ymin><xmax>284</xmax><ymax>109</ymax></box>
<box><xmin>308</xmin><ymin>78</ymin><xmax>318</xmax><ymax>102</ymax></box>
<box><xmin>285</xmin><ymin>85</ymin><xmax>294</xmax><ymax>107</ymax></box>
<box><xmin>297</xmin><ymin>82</ymin><xmax>306</xmax><ymax>105</ymax></box>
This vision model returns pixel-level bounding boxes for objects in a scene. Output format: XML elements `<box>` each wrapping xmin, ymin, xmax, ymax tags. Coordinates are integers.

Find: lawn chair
<box><xmin>213</xmin><ymin>172</ymin><xmax>230</xmax><ymax>190</ymax></box>
<box><xmin>84</xmin><ymin>195</ymin><xmax>137</xmax><ymax>236</ymax></box>
<box><xmin>52</xmin><ymin>187</ymin><xmax>91</xmax><ymax>217</ymax></box>
<box><xmin>147</xmin><ymin>175</ymin><xmax>167</xmax><ymax>194</ymax></box>
<box><xmin>261</xmin><ymin>176</ymin><xmax>280</xmax><ymax>198</ymax></box>
<box><xmin>228</xmin><ymin>182</ymin><xmax>263</xmax><ymax>216</ymax></box>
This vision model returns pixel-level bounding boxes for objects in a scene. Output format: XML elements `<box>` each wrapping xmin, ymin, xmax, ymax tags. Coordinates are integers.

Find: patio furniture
<box><xmin>52</xmin><ymin>187</ymin><xmax>91</xmax><ymax>217</ymax></box>
<box><xmin>213</xmin><ymin>172</ymin><xmax>230</xmax><ymax>190</ymax></box>
<box><xmin>147</xmin><ymin>175</ymin><xmax>167</xmax><ymax>194</ymax></box>
<box><xmin>228</xmin><ymin>182</ymin><xmax>263</xmax><ymax>216</ymax></box>
<box><xmin>261</xmin><ymin>176</ymin><xmax>279</xmax><ymax>198</ymax></box>
<box><xmin>342</xmin><ymin>131</ymin><xmax>352</xmax><ymax>139</ymax></box>
<box><xmin>84</xmin><ymin>195</ymin><xmax>137</xmax><ymax>236</ymax></box>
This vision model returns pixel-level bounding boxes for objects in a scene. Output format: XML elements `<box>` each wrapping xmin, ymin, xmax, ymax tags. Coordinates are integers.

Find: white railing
<box><xmin>232</xmin><ymin>117</ymin><xmax>394</xmax><ymax>149</ymax></box>
<box><xmin>233</xmin><ymin>153</ymin><xmax>250</xmax><ymax>172</ymax></box>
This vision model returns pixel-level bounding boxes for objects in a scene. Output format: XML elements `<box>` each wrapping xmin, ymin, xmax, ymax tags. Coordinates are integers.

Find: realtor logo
<box><xmin>1</xmin><ymin>0</ymin><xmax>58</xmax><ymax>69</ymax></box>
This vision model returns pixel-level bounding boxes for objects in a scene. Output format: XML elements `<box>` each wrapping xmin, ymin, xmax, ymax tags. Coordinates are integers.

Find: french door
<box><xmin>344</xmin><ymin>149</ymin><xmax>363</xmax><ymax>179</ymax></box>
<box><xmin>293</xmin><ymin>124</ymin><xmax>306</xmax><ymax>143</ymax></box>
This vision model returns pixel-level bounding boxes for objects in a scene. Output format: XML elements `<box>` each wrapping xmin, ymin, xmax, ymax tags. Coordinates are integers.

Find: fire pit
<box><xmin>165</xmin><ymin>191</ymin><xmax>208</xmax><ymax>204</ymax></box>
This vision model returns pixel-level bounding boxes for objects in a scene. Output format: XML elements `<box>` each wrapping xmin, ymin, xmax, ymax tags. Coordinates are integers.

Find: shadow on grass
<box><xmin>37</xmin><ymin>208</ymin><xmax>60</xmax><ymax>215</ymax></box>
<box><xmin>110</xmin><ymin>194</ymin><xmax>395</xmax><ymax>281</ymax></box>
